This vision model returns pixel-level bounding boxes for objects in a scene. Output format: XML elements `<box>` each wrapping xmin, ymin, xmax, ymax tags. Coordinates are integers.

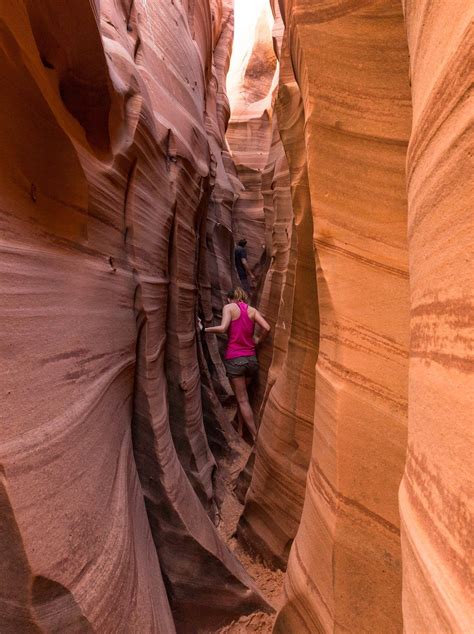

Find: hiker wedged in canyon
<box><xmin>205</xmin><ymin>286</ymin><xmax>271</xmax><ymax>442</ymax></box>
<box><xmin>1</xmin><ymin>0</ymin><xmax>472</xmax><ymax>633</ymax></box>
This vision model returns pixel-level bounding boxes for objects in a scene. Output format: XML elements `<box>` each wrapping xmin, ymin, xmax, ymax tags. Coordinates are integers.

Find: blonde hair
<box><xmin>227</xmin><ymin>287</ymin><xmax>249</xmax><ymax>304</ymax></box>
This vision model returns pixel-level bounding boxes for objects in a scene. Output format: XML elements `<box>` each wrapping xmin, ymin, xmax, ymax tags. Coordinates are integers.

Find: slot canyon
<box><xmin>0</xmin><ymin>0</ymin><xmax>472</xmax><ymax>632</ymax></box>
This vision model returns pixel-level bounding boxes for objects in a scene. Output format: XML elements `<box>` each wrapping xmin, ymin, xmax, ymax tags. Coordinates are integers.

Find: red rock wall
<box><xmin>199</xmin><ymin>0</ymin><xmax>245</xmax><ymax>453</ymax></box>
<box><xmin>399</xmin><ymin>2</ymin><xmax>474</xmax><ymax>631</ymax></box>
<box><xmin>0</xmin><ymin>0</ymin><xmax>269</xmax><ymax>631</ymax></box>
<box><xmin>1</xmin><ymin>1</ymin><xmax>472</xmax><ymax>632</ymax></box>
<box><xmin>251</xmin><ymin>109</ymin><xmax>295</xmax><ymax>409</ymax></box>
<box><xmin>226</xmin><ymin>113</ymin><xmax>272</xmax><ymax>274</ymax></box>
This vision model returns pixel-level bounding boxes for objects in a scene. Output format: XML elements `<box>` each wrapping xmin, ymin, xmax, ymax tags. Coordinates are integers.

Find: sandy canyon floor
<box><xmin>205</xmin><ymin>419</ymin><xmax>285</xmax><ymax>633</ymax></box>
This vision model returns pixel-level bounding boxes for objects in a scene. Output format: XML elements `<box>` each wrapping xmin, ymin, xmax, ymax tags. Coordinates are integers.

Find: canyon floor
<box><xmin>207</xmin><ymin>415</ymin><xmax>285</xmax><ymax>633</ymax></box>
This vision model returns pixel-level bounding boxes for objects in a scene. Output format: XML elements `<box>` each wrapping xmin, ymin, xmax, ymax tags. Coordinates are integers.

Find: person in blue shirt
<box><xmin>234</xmin><ymin>239</ymin><xmax>255</xmax><ymax>293</ymax></box>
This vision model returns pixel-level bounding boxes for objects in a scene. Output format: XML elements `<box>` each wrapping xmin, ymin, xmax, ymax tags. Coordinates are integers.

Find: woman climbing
<box><xmin>204</xmin><ymin>287</ymin><xmax>270</xmax><ymax>442</ymax></box>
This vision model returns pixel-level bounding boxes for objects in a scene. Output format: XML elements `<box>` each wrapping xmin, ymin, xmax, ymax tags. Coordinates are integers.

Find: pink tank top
<box><xmin>225</xmin><ymin>302</ymin><xmax>256</xmax><ymax>359</ymax></box>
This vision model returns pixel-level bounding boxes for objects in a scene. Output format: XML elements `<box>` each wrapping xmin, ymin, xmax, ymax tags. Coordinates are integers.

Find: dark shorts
<box><xmin>224</xmin><ymin>355</ymin><xmax>258</xmax><ymax>378</ymax></box>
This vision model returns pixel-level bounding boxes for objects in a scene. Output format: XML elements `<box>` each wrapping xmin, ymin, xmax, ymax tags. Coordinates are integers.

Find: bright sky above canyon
<box><xmin>226</xmin><ymin>0</ymin><xmax>277</xmax><ymax>118</ymax></box>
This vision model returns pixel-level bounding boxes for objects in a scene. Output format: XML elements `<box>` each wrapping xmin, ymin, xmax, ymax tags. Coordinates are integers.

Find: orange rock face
<box><xmin>272</xmin><ymin>1</ymin><xmax>412</xmax><ymax>628</ymax></box>
<box><xmin>270</xmin><ymin>1</ymin><xmax>412</xmax><ymax>631</ymax></box>
<box><xmin>0</xmin><ymin>0</ymin><xmax>269</xmax><ymax>631</ymax></box>
<box><xmin>399</xmin><ymin>2</ymin><xmax>474</xmax><ymax>631</ymax></box>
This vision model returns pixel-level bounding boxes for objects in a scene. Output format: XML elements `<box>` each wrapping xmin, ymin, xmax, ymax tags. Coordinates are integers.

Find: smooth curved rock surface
<box><xmin>199</xmin><ymin>0</ymin><xmax>243</xmax><ymax>457</ymax></box>
<box><xmin>1</xmin><ymin>0</ymin><xmax>472</xmax><ymax>632</ymax></box>
<box><xmin>0</xmin><ymin>1</ymin><xmax>269</xmax><ymax>631</ymax></box>
<box><xmin>273</xmin><ymin>0</ymin><xmax>412</xmax><ymax>631</ymax></box>
<box><xmin>258</xmin><ymin>0</ymin><xmax>472</xmax><ymax>632</ymax></box>
<box><xmin>399</xmin><ymin>2</ymin><xmax>474</xmax><ymax>631</ymax></box>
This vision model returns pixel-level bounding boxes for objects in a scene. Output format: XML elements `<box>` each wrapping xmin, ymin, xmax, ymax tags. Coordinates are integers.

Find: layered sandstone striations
<box><xmin>273</xmin><ymin>0</ymin><xmax>413</xmax><ymax>631</ymax></box>
<box><xmin>0</xmin><ymin>0</ymin><xmax>269</xmax><ymax>631</ymax></box>
<box><xmin>399</xmin><ymin>2</ymin><xmax>474</xmax><ymax>631</ymax></box>
<box><xmin>196</xmin><ymin>0</ymin><xmax>245</xmax><ymax>462</ymax></box>
<box><xmin>1</xmin><ymin>0</ymin><xmax>472</xmax><ymax>632</ymax></box>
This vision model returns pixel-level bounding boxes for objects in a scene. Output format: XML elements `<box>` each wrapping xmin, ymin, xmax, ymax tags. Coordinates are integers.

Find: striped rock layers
<box><xmin>273</xmin><ymin>0</ymin><xmax>413</xmax><ymax>631</ymax></box>
<box><xmin>399</xmin><ymin>1</ymin><xmax>474</xmax><ymax>631</ymax></box>
<box><xmin>0</xmin><ymin>1</ymin><xmax>269</xmax><ymax>631</ymax></box>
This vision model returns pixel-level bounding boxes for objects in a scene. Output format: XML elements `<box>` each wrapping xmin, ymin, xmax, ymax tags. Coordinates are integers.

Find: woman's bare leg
<box><xmin>230</xmin><ymin>376</ymin><xmax>257</xmax><ymax>440</ymax></box>
<box><xmin>236</xmin><ymin>409</ymin><xmax>244</xmax><ymax>436</ymax></box>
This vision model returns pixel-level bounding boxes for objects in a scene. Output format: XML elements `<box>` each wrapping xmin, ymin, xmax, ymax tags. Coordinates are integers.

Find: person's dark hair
<box><xmin>227</xmin><ymin>287</ymin><xmax>249</xmax><ymax>304</ymax></box>
<box><xmin>237</xmin><ymin>239</ymin><xmax>247</xmax><ymax>247</ymax></box>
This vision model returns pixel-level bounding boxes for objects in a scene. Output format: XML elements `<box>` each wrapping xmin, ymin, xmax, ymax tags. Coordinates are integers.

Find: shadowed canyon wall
<box><xmin>0</xmin><ymin>0</ymin><xmax>269</xmax><ymax>631</ymax></box>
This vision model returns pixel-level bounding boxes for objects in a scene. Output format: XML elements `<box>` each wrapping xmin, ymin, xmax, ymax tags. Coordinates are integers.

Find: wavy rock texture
<box><xmin>399</xmin><ymin>2</ymin><xmax>474</xmax><ymax>631</ymax></box>
<box><xmin>0</xmin><ymin>0</ymin><xmax>269</xmax><ymax>631</ymax></box>
<box><xmin>272</xmin><ymin>0</ymin><xmax>412</xmax><ymax>631</ymax></box>
<box><xmin>251</xmin><ymin>109</ymin><xmax>295</xmax><ymax>410</ymax></box>
<box><xmin>2</xmin><ymin>1</ymin><xmax>472</xmax><ymax>632</ymax></box>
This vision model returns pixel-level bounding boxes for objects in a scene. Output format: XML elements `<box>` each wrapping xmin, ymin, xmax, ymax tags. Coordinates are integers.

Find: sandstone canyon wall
<box><xmin>225</xmin><ymin>0</ymin><xmax>278</xmax><ymax>275</ymax></box>
<box><xmin>0</xmin><ymin>1</ymin><xmax>269</xmax><ymax>631</ymax></box>
<box><xmin>274</xmin><ymin>1</ymin><xmax>412</xmax><ymax>630</ymax></box>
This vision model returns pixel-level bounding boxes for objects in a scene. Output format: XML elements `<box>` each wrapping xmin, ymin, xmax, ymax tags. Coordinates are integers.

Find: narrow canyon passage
<box><xmin>0</xmin><ymin>1</ymin><xmax>472</xmax><ymax>634</ymax></box>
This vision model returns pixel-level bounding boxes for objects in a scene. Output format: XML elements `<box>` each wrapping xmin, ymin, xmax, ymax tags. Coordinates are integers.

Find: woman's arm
<box><xmin>254</xmin><ymin>310</ymin><xmax>271</xmax><ymax>345</ymax></box>
<box><xmin>204</xmin><ymin>304</ymin><xmax>232</xmax><ymax>334</ymax></box>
